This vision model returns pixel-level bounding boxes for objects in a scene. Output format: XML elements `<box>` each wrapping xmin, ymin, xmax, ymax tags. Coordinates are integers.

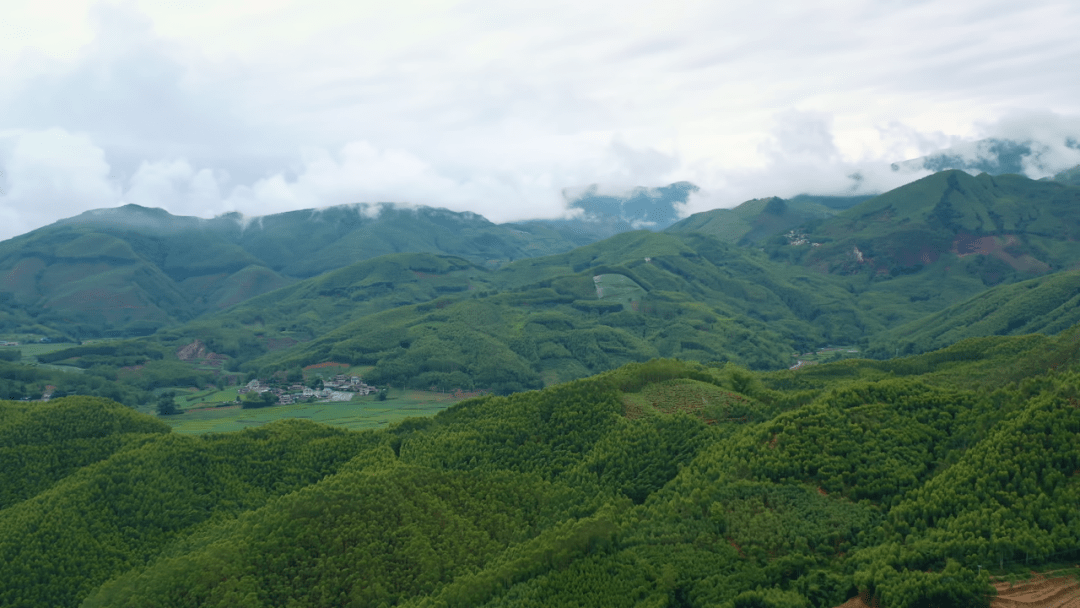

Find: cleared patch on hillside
<box><xmin>832</xmin><ymin>567</ymin><xmax>1080</xmax><ymax>608</ymax></box>
<box><xmin>592</xmin><ymin>273</ymin><xmax>647</xmax><ymax>310</ymax></box>
<box><xmin>952</xmin><ymin>233</ymin><xmax>1052</xmax><ymax>274</ymax></box>
<box><xmin>988</xmin><ymin>569</ymin><xmax>1080</xmax><ymax>608</ymax></box>
<box><xmin>620</xmin><ymin>378</ymin><xmax>758</xmax><ymax>425</ymax></box>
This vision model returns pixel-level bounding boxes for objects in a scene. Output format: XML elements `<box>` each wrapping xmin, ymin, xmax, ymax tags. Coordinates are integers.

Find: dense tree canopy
<box><xmin>3</xmin><ymin>331</ymin><xmax>1080</xmax><ymax>607</ymax></box>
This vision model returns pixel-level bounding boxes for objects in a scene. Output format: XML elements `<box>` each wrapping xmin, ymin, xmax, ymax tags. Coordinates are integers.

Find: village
<box><xmin>237</xmin><ymin>373</ymin><xmax>380</xmax><ymax>405</ymax></box>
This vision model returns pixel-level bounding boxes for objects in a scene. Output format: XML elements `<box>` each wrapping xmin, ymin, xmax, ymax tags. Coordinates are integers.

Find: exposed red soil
<box><xmin>834</xmin><ymin>591</ymin><xmax>883</xmax><ymax>608</ymax></box>
<box><xmin>303</xmin><ymin>362</ymin><xmax>350</xmax><ymax>371</ymax></box>
<box><xmin>951</xmin><ymin>234</ymin><xmax>1051</xmax><ymax>274</ymax></box>
<box><xmin>177</xmin><ymin>340</ymin><xmax>209</xmax><ymax>361</ymax></box>
<box><xmin>989</xmin><ymin>569</ymin><xmax>1080</xmax><ymax>608</ymax></box>
<box><xmin>621</xmin><ymin>396</ymin><xmax>647</xmax><ymax>420</ymax></box>
<box><xmin>832</xmin><ymin>567</ymin><xmax>1080</xmax><ymax>608</ymax></box>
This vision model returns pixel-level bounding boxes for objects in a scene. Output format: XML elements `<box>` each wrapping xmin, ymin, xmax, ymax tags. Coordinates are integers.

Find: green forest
<box><xmin>2</xmin><ymin>328</ymin><xmax>1079</xmax><ymax>607</ymax></box>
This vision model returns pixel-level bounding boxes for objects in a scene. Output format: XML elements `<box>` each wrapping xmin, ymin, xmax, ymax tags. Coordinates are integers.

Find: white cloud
<box><xmin>124</xmin><ymin>159</ymin><xmax>224</xmax><ymax>216</ymax></box>
<box><xmin>975</xmin><ymin>110</ymin><xmax>1080</xmax><ymax>177</ymax></box>
<box><xmin>0</xmin><ymin>128</ymin><xmax>119</xmax><ymax>237</ymax></box>
<box><xmin>1</xmin><ymin>0</ymin><xmax>1080</xmax><ymax>239</ymax></box>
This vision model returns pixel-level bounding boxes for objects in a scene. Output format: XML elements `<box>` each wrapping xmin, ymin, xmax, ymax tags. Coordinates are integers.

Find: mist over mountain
<box><xmin>507</xmin><ymin>182</ymin><xmax>699</xmax><ymax>245</ymax></box>
<box><xmin>891</xmin><ymin>137</ymin><xmax>1080</xmax><ymax>179</ymax></box>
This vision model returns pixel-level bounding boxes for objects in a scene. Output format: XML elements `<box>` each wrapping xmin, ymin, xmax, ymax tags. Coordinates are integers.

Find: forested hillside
<box><xmin>2</xmin><ymin>329</ymin><xmax>1079</xmax><ymax>607</ymax></box>
<box><xmin>235</xmin><ymin>231</ymin><xmax>884</xmax><ymax>388</ymax></box>
<box><xmin>775</xmin><ymin>170</ymin><xmax>1080</xmax><ymax>285</ymax></box>
<box><xmin>0</xmin><ymin>203</ymin><xmax>596</xmax><ymax>339</ymax></box>
<box><xmin>866</xmin><ymin>269</ymin><xmax>1080</xmax><ymax>357</ymax></box>
<box><xmin>665</xmin><ymin>194</ymin><xmax>871</xmax><ymax>245</ymax></box>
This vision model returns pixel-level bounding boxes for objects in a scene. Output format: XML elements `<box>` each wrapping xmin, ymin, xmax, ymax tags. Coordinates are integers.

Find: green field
<box><xmin>0</xmin><ymin>338</ymin><xmax>126</xmax><ymax>364</ymax></box>
<box><xmin>172</xmin><ymin>386</ymin><xmax>240</xmax><ymax>408</ymax></box>
<box><xmin>0</xmin><ymin>343</ymin><xmax>87</xmax><ymax>373</ymax></box>
<box><xmin>160</xmin><ymin>389</ymin><xmax>469</xmax><ymax>434</ymax></box>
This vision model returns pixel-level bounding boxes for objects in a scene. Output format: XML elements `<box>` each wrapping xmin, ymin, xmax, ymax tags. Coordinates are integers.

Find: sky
<box><xmin>1</xmin><ymin>0</ymin><xmax>1080</xmax><ymax>241</ymax></box>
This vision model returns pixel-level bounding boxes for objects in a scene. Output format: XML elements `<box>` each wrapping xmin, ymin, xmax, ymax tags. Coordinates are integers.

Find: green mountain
<box><xmin>228</xmin><ymin>230</ymin><xmax>891</xmax><ymax>390</ymax></box>
<box><xmin>16</xmin><ymin>168</ymin><xmax>1080</xmax><ymax>402</ymax></box>
<box><xmin>776</xmin><ymin>170</ymin><xmax>1080</xmax><ymax>280</ymax></box>
<box><xmin>665</xmin><ymin>194</ymin><xmax>871</xmax><ymax>246</ymax></box>
<box><xmin>28</xmin><ymin>230</ymin><xmax>880</xmax><ymax>396</ymax></box>
<box><xmin>889</xmin><ymin>138</ymin><xmax>1040</xmax><ymax>176</ymax></box>
<box><xmin>3</xmin><ymin>332</ymin><xmax>1080</xmax><ymax>607</ymax></box>
<box><xmin>866</xmin><ymin>268</ymin><xmax>1080</xmax><ymax>358</ymax></box>
<box><xmin>1047</xmin><ymin>164</ymin><xmax>1080</xmax><ymax>187</ymax></box>
<box><xmin>205</xmin><ymin>169</ymin><xmax>1080</xmax><ymax>389</ymax></box>
<box><xmin>0</xmin><ymin>203</ymin><xmax>599</xmax><ymax>339</ymax></box>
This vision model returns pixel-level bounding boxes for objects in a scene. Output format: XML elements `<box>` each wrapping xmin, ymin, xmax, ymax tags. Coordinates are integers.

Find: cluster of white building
<box><xmin>238</xmin><ymin>374</ymin><xmax>378</xmax><ymax>405</ymax></box>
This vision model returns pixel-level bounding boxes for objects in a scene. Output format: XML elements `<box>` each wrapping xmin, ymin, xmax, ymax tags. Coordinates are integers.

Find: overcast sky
<box><xmin>2</xmin><ymin>0</ymin><xmax>1080</xmax><ymax>241</ymax></box>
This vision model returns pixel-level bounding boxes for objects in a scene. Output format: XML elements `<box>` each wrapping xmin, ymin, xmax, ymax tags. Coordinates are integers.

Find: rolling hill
<box><xmin>3</xmin><ymin>333</ymin><xmax>1080</xmax><ymax>607</ymax></box>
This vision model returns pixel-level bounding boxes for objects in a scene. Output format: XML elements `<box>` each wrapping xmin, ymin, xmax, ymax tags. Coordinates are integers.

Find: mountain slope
<box><xmin>737</xmin><ymin>171</ymin><xmax>1080</xmax><ymax>330</ymax></box>
<box><xmin>234</xmin><ymin>231</ymin><xmax>892</xmax><ymax>387</ymax></box>
<box><xmin>0</xmin><ymin>203</ymin><xmax>597</xmax><ymax>339</ymax></box>
<box><xmin>665</xmin><ymin>194</ymin><xmax>871</xmax><ymax>245</ymax></box>
<box><xmin>3</xmin><ymin>336</ymin><xmax>1080</xmax><ymax>607</ymax></box>
<box><xmin>865</xmin><ymin>268</ymin><xmax>1080</xmax><ymax>357</ymax></box>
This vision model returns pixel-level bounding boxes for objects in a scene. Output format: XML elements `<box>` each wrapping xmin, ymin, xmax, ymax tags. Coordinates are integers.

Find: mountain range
<box><xmin>6</xmin><ymin>148</ymin><xmax>1080</xmax><ymax>607</ymax></box>
<box><xmin>0</xmin><ymin>182</ymin><xmax>706</xmax><ymax>340</ymax></box>
<box><xmin>4</xmin><ymin>163</ymin><xmax>1080</xmax><ymax>393</ymax></box>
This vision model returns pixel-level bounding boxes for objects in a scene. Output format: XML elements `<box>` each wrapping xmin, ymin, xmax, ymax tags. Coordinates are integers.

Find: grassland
<box><xmin>160</xmin><ymin>388</ymin><xmax>477</xmax><ymax>434</ymax></box>
<box><xmin>0</xmin><ymin>340</ymin><xmax>136</xmax><ymax>373</ymax></box>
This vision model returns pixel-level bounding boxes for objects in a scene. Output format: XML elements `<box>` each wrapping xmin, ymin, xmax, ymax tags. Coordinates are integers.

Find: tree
<box><xmin>242</xmin><ymin>391</ymin><xmax>278</xmax><ymax>409</ymax></box>
<box><xmin>156</xmin><ymin>392</ymin><xmax>181</xmax><ymax>416</ymax></box>
<box><xmin>377</xmin><ymin>389</ymin><xmax>388</xmax><ymax>401</ymax></box>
